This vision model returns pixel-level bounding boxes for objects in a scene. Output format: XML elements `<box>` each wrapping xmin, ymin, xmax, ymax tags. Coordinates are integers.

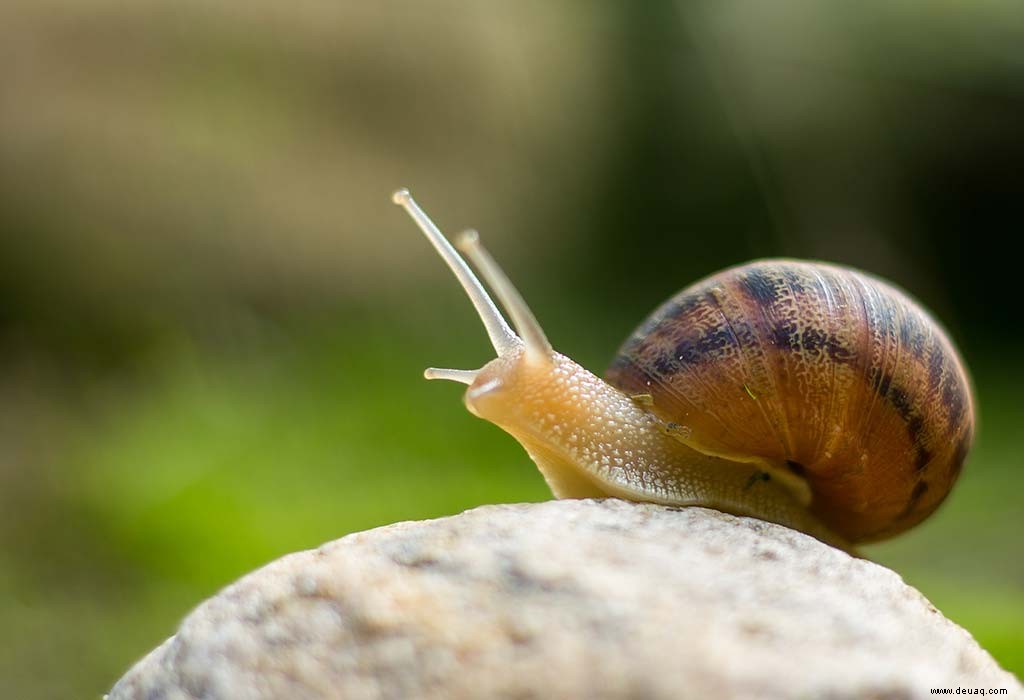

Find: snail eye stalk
<box><xmin>392</xmin><ymin>188</ymin><xmax>518</xmax><ymax>358</ymax></box>
<box><xmin>393</xmin><ymin>188</ymin><xmax>555</xmax><ymax>383</ymax></box>
<box><xmin>456</xmin><ymin>229</ymin><xmax>552</xmax><ymax>362</ymax></box>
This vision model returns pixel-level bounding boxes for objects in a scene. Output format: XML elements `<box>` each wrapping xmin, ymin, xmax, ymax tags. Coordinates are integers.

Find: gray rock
<box><xmin>107</xmin><ymin>500</ymin><xmax>1020</xmax><ymax>700</ymax></box>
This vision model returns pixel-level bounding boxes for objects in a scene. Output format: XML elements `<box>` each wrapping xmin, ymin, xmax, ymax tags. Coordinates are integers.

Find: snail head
<box><xmin>391</xmin><ymin>189</ymin><xmax>564</xmax><ymax>427</ymax></box>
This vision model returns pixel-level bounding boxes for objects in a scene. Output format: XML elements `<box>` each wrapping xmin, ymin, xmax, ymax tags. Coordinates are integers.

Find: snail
<box><xmin>391</xmin><ymin>189</ymin><xmax>974</xmax><ymax>550</ymax></box>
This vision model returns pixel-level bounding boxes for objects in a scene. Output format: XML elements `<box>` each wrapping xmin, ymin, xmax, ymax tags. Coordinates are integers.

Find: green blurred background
<box><xmin>1</xmin><ymin>1</ymin><xmax>1022</xmax><ymax>696</ymax></box>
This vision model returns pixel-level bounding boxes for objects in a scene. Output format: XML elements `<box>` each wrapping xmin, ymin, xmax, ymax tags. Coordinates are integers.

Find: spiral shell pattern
<box><xmin>606</xmin><ymin>259</ymin><xmax>974</xmax><ymax>542</ymax></box>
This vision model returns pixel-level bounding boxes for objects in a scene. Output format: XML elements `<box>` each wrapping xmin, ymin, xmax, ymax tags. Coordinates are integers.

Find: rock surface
<box><xmin>107</xmin><ymin>500</ymin><xmax>1020</xmax><ymax>700</ymax></box>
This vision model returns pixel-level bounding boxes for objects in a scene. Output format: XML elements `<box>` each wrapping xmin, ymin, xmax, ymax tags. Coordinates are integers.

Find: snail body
<box><xmin>392</xmin><ymin>190</ymin><xmax>974</xmax><ymax>549</ymax></box>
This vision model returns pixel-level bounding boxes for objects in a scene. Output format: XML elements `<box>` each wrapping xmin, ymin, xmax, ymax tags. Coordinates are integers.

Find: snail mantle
<box><xmin>107</xmin><ymin>500</ymin><xmax>1018</xmax><ymax>700</ymax></box>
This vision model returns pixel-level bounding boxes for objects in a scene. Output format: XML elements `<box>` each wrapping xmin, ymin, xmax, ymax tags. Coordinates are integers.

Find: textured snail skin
<box><xmin>606</xmin><ymin>259</ymin><xmax>974</xmax><ymax>544</ymax></box>
<box><xmin>464</xmin><ymin>346</ymin><xmax>848</xmax><ymax>548</ymax></box>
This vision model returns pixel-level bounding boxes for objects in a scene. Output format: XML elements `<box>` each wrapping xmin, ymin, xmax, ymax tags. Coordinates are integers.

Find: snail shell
<box><xmin>606</xmin><ymin>259</ymin><xmax>974</xmax><ymax>543</ymax></box>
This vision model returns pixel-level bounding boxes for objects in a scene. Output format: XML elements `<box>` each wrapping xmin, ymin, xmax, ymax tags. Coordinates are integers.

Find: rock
<box><xmin>107</xmin><ymin>500</ymin><xmax>1020</xmax><ymax>700</ymax></box>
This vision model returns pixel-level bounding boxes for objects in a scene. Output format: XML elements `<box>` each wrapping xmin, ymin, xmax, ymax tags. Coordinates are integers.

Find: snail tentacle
<box><xmin>423</xmin><ymin>367</ymin><xmax>479</xmax><ymax>384</ymax></box>
<box><xmin>392</xmin><ymin>189</ymin><xmax>520</xmax><ymax>357</ymax></box>
<box><xmin>457</xmin><ymin>229</ymin><xmax>553</xmax><ymax>362</ymax></box>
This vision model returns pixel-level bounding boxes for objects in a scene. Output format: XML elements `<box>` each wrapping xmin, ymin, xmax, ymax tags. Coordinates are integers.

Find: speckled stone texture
<box><xmin>107</xmin><ymin>500</ymin><xmax>1020</xmax><ymax>700</ymax></box>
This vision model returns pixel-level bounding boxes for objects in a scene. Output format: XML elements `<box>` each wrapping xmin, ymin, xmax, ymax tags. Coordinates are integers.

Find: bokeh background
<box><xmin>1</xmin><ymin>1</ymin><xmax>1022</xmax><ymax>696</ymax></box>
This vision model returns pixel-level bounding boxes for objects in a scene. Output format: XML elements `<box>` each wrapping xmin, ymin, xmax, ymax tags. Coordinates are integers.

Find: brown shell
<box><xmin>606</xmin><ymin>259</ymin><xmax>974</xmax><ymax>543</ymax></box>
